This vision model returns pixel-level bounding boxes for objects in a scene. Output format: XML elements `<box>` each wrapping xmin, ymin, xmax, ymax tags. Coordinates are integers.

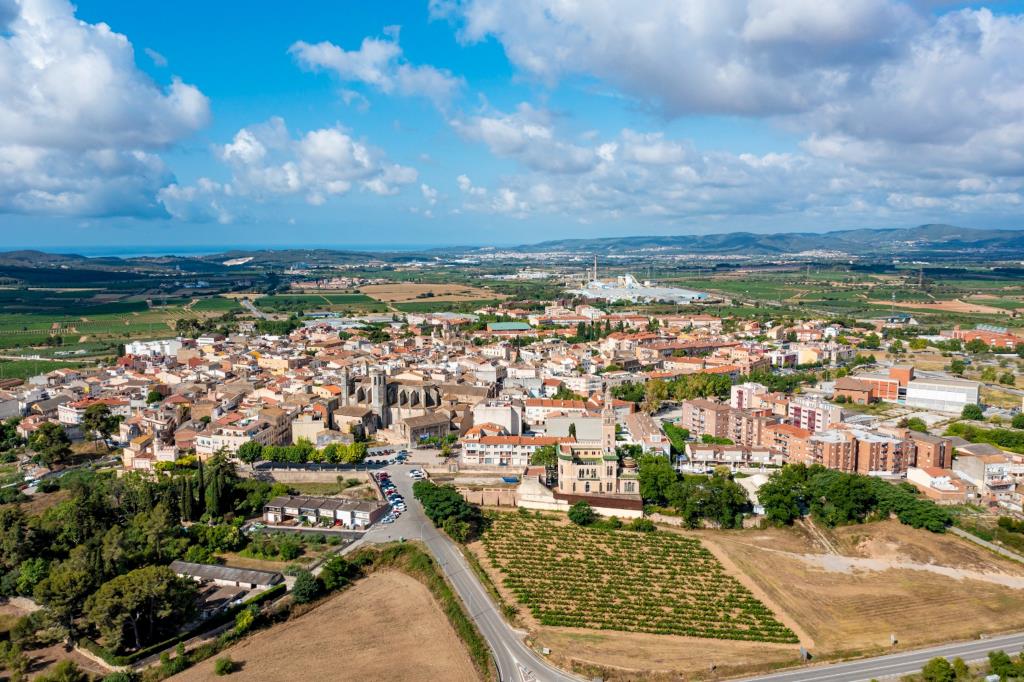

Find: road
<box><xmin>239</xmin><ymin>298</ymin><xmax>270</xmax><ymax>319</ymax></box>
<box><xmin>740</xmin><ymin>631</ymin><xmax>1024</xmax><ymax>682</ymax></box>
<box><xmin>364</xmin><ymin>468</ymin><xmax>580</xmax><ymax>682</ymax></box>
<box><xmin>348</xmin><ymin>462</ymin><xmax>1024</xmax><ymax>682</ymax></box>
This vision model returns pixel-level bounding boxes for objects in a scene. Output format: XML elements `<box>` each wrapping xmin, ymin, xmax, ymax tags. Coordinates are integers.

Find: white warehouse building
<box><xmin>904</xmin><ymin>378</ymin><xmax>980</xmax><ymax>413</ymax></box>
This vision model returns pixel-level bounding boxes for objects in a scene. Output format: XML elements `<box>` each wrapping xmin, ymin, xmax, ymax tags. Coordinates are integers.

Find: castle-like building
<box><xmin>555</xmin><ymin>390</ymin><xmax>639</xmax><ymax>497</ymax></box>
<box><xmin>335</xmin><ymin>366</ymin><xmax>443</xmax><ymax>430</ymax></box>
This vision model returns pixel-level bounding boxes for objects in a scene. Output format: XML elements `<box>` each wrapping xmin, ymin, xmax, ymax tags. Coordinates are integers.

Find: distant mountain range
<box><xmin>3</xmin><ymin>225</ymin><xmax>1024</xmax><ymax>270</ymax></box>
<box><xmin>510</xmin><ymin>224</ymin><xmax>1024</xmax><ymax>257</ymax></box>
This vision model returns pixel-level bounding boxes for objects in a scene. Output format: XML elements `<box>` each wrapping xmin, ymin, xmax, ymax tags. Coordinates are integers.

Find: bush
<box><xmin>568</xmin><ymin>501</ymin><xmax>596</xmax><ymax>526</ymax></box>
<box><xmin>291</xmin><ymin>569</ymin><xmax>320</xmax><ymax>604</ymax></box>
<box><xmin>961</xmin><ymin>404</ymin><xmax>984</xmax><ymax>420</ymax></box>
<box><xmin>628</xmin><ymin>518</ymin><xmax>656</xmax><ymax>533</ymax></box>
<box><xmin>921</xmin><ymin>656</ymin><xmax>954</xmax><ymax>682</ymax></box>
<box><xmin>1012</xmin><ymin>413</ymin><xmax>1024</xmax><ymax>429</ymax></box>
<box><xmin>214</xmin><ymin>656</ymin><xmax>236</xmax><ymax>675</ymax></box>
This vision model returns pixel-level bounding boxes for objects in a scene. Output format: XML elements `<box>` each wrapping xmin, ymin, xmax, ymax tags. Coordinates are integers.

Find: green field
<box><xmin>482</xmin><ymin>514</ymin><xmax>797</xmax><ymax>642</ymax></box>
<box><xmin>0</xmin><ymin>359</ymin><xmax>84</xmax><ymax>380</ymax></box>
<box><xmin>659</xmin><ymin>267</ymin><xmax>1024</xmax><ymax>325</ymax></box>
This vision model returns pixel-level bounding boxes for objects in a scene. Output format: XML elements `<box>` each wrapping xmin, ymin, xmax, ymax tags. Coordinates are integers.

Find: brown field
<box><xmin>359</xmin><ymin>282</ymin><xmax>505</xmax><ymax>303</ymax></box>
<box><xmin>867</xmin><ymin>298</ymin><xmax>1009</xmax><ymax>315</ymax></box>
<box><xmin>704</xmin><ymin>520</ymin><xmax>1024</xmax><ymax>659</ymax></box>
<box><xmin>172</xmin><ymin>571</ymin><xmax>480</xmax><ymax>682</ymax></box>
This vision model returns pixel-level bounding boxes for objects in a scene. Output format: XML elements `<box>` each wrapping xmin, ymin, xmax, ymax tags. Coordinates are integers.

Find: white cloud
<box><xmin>421</xmin><ymin>183</ymin><xmax>439</xmax><ymax>205</ymax></box>
<box><xmin>144</xmin><ymin>47</ymin><xmax>168</xmax><ymax>68</ymax></box>
<box><xmin>0</xmin><ymin>0</ymin><xmax>209</xmax><ymax>216</ymax></box>
<box><xmin>451</xmin><ymin>103</ymin><xmax>597</xmax><ymax>173</ymax></box>
<box><xmin>290</xmin><ymin>30</ymin><xmax>464</xmax><ymax>107</ymax></box>
<box><xmin>161</xmin><ymin>117</ymin><xmax>418</xmax><ymax>219</ymax></box>
<box><xmin>456</xmin><ymin>173</ymin><xmax>486</xmax><ymax>196</ymax></box>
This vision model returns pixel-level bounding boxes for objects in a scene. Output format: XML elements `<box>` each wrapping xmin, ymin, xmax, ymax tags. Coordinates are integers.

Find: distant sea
<box><xmin>49</xmin><ymin>243</ymin><xmax>457</xmax><ymax>258</ymax></box>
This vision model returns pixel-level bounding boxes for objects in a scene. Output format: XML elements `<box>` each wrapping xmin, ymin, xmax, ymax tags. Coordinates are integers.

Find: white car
<box><xmin>408</xmin><ymin>469</ymin><xmax>424</xmax><ymax>478</ymax></box>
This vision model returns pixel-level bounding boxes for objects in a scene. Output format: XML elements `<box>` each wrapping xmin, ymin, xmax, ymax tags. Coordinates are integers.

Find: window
<box><xmin>585</xmin><ymin>482</ymin><xmax>590</xmax><ymax>493</ymax></box>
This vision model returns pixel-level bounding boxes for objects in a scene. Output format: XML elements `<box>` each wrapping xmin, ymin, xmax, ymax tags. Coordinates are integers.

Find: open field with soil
<box><xmin>172</xmin><ymin>570</ymin><xmax>479</xmax><ymax>682</ymax></box>
<box><xmin>360</xmin><ymin>282</ymin><xmax>506</xmax><ymax>303</ymax></box>
<box><xmin>703</xmin><ymin>520</ymin><xmax>1024</xmax><ymax>658</ymax></box>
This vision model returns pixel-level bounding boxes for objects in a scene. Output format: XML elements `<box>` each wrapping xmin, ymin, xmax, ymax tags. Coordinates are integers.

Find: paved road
<box><xmin>950</xmin><ymin>526</ymin><xmax>1024</xmax><ymax>563</ymax></box>
<box><xmin>739</xmin><ymin>631</ymin><xmax>1024</xmax><ymax>682</ymax></box>
<box><xmin>364</xmin><ymin>469</ymin><xmax>580</xmax><ymax>682</ymax></box>
<box><xmin>240</xmin><ymin>298</ymin><xmax>270</xmax><ymax>319</ymax></box>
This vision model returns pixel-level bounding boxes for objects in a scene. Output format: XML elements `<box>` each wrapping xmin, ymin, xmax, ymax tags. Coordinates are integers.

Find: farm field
<box><xmin>0</xmin><ymin>359</ymin><xmax>83</xmax><ymax>379</ymax></box>
<box><xmin>360</xmin><ymin>282</ymin><xmax>506</xmax><ymax>303</ymax></box>
<box><xmin>703</xmin><ymin>520</ymin><xmax>1024</xmax><ymax>658</ymax></box>
<box><xmin>172</xmin><ymin>571</ymin><xmax>479</xmax><ymax>682</ymax></box>
<box><xmin>661</xmin><ymin>267</ymin><xmax>1024</xmax><ymax>324</ymax></box>
<box><xmin>481</xmin><ymin>514</ymin><xmax>797</xmax><ymax>643</ymax></box>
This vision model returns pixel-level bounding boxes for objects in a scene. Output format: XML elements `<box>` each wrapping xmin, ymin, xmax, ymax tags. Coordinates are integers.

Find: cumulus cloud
<box><xmin>450</xmin><ymin>103</ymin><xmax>597</xmax><ymax>173</ymax></box>
<box><xmin>0</xmin><ymin>0</ymin><xmax>210</xmax><ymax>216</ymax></box>
<box><xmin>160</xmin><ymin>117</ymin><xmax>418</xmax><ymax>219</ymax></box>
<box><xmin>434</xmin><ymin>0</ymin><xmax>1024</xmax><ymax>226</ymax></box>
<box><xmin>290</xmin><ymin>29</ymin><xmax>464</xmax><ymax>107</ymax></box>
<box><xmin>451</xmin><ymin>123</ymin><xmax>1024</xmax><ymax>227</ymax></box>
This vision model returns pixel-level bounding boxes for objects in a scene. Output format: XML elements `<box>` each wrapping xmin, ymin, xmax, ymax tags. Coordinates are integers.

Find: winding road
<box><xmin>363</xmin><ymin>470</ymin><xmax>580</xmax><ymax>682</ymax></box>
<box><xmin>360</xmin><ymin>468</ymin><xmax>1024</xmax><ymax>682</ymax></box>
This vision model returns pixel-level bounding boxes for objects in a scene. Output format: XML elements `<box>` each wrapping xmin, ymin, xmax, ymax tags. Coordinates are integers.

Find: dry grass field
<box><xmin>867</xmin><ymin>298</ymin><xmax>1011</xmax><ymax>315</ymax></box>
<box><xmin>704</xmin><ymin>520</ymin><xmax>1024</xmax><ymax>658</ymax></box>
<box><xmin>360</xmin><ymin>282</ymin><xmax>504</xmax><ymax>303</ymax></box>
<box><xmin>173</xmin><ymin>571</ymin><xmax>479</xmax><ymax>682</ymax></box>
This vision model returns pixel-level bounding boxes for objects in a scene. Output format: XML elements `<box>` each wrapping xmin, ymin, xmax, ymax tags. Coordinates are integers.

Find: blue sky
<box><xmin>1</xmin><ymin>0</ymin><xmax>1023</xmax><ymax>250</ymax></box>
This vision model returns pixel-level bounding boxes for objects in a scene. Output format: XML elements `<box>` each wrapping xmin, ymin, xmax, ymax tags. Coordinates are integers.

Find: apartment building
<box><xmin>461</xmin><ymin>435</ymin><xmax>564</xmax><ymax>468</ymax></box>
<box><xmin>727</xmin><ymin>408</ymin><xmax>778</xmax><ymax>447</ymax></box>
<box><xmin>788</xmin><ymin>396</ymin><xmax>842</xmax><ymax>434</ymax></box>
<box><xmin>679</xmin><ymin>399</ymin><xmax>730</xmax><ymax>439</ymax></box>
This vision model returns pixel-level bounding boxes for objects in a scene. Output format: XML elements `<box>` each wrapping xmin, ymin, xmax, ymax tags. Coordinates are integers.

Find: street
<box><xmin>364</xmin><ymin>469</ymin><xmax>580</xmax><ymax>682</ymax></box>
<box><xmin>740</xmin><ymin>631</ymin><xmax>1024</xmax><ymax>682</ymax></box>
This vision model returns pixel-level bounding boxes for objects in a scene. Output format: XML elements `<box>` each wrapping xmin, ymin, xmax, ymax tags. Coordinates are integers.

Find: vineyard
<box><xmin>482</xmin><ymin>514</ymin><xmax>797</xmax><ymax>643</ymax></box>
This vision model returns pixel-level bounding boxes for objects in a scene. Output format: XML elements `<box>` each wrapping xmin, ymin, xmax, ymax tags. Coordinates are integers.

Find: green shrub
<box><xmin>214</xmin><ymin>656</ymin><xmax>236</xmax><ymax>675</ymax></box>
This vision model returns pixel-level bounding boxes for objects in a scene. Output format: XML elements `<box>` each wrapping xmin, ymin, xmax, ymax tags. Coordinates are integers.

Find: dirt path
<box><xmin>792</xmin><ymin>550</ymin><xmax>1024</xmax><ymax>588</ymax></box>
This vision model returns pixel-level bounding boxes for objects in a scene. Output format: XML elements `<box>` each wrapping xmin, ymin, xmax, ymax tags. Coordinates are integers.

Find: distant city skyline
<box><xmin>2</xmin><ymin>0</ymin><xmax>1024</xmax><ymax>248</ymax></box>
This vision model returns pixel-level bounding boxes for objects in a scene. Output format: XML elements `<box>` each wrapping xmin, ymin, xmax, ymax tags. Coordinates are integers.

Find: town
<box><xmin>2</xmin><ymin>261</ymin><xmax>1024</xmax><ymax>681</ymax></box>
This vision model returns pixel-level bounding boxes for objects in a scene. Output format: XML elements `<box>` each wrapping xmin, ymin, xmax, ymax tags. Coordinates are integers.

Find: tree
<box><xmin>236</xmin><ymin>441</ymin><xmax>264</xmax><ymax>467</ymax></box>
<box><xmin>961</xmin><ymin>404</ymin><xmax>984</xmax><ymax>421</ymax></box>
<box><xmin>861</xmin><ymin>333</ymin><xmax>880</xmax><ymax>349</ymax></box>
<box><xmin>949</xmin><ymin>359</ymin><xmax>966</xmax><ymax>375</ymax></box>
<box><xmin>291</xmin><ymin>569</ymin><xmax>320</xmax><ymax>604</ymax></box>
<box><xmin>146</xmin><ymin>390</ymin><xmax>163</xmax><ymax>404</ymax></box>
<box><xmin>999</xmin><ymin>372</ymin><xmax>1016</xmax><ymax>386</ymax></box>
<box><xmin>320</xmin><ymin>556</ymin><xmax>359</xmax><ymax>592</ymax></box>
<box><xmin>909</xmin><ymin>338</ymin><xmax>928</xmax><ymax>351</ymax></box>
<box><xmin>889</xmin><ymin>339</ymin><xmax>904</xmax><ymax>355</ymax></box>
<box><xmin>568</xmin><ymin>501</ymin><xmax>596</xmax><ymax>526</ymax></box>
<box><xmin>82</xmin><ymin>403</ymin><xmax>121</xmax><ymax>445</ymax></box>
<box><xmin>921</xmin><ymin>657</ymin><xmax>955</xmax><ymax>682</ymax></box>
<box><xmin>966</xmin><ymin>338</ymin><xmax>990</xmax><ymax>354</ymax></box>
<box><xmin>85</xmin><ymin>566</ymin><xmax>197</xmax><ymax>652</ymax></box>
<box><xmin>637</xmin><ymin>455</ymin><xmax>678</xmax><ymax>506</ymax></box>
<box><xmin>530</xmin><ymin>444</ymin><xmax>559</xmax><ymax>486</ymax></box>
<box><xmin>28</xmin><ymin>422</ymin><xmax>71</xmax><ymax>468</ymax></box>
